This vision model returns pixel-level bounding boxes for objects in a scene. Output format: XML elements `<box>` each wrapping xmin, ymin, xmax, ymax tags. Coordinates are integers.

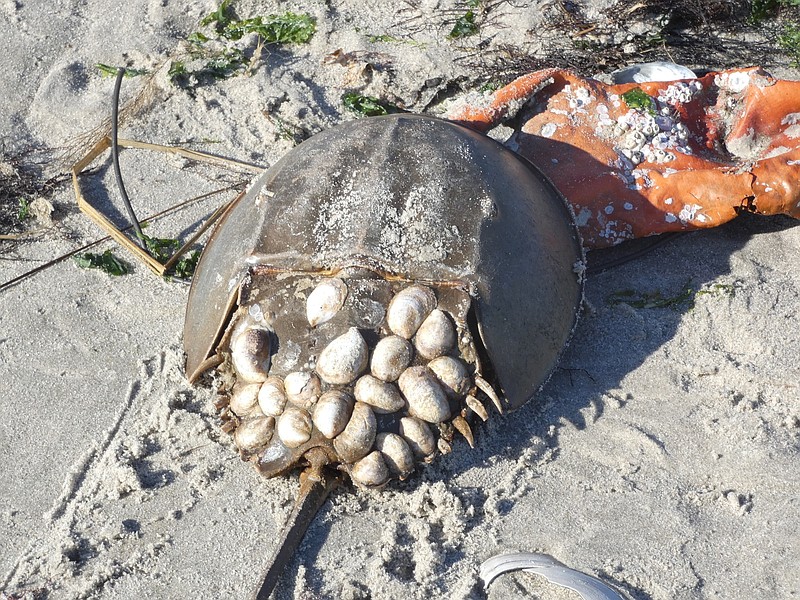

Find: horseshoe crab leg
<box><xmin>252</xmin><ymin>448</ymin><xmax>342</xmax><ymax>600</ymax></box>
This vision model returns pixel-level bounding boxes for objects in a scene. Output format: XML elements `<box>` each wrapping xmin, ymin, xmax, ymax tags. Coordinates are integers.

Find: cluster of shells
<box><xmin>219</xmin><ymin>278</ymin><xmax>499</xmax><ymax>488</ymax></box>
<box><xmin>605</xmin><ymin>81</ymin><xmax>702</xmax><ymax>175</ymax></box>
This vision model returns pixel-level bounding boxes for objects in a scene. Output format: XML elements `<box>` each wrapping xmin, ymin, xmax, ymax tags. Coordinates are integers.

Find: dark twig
<box><xmin>111</xmin><ymin>67</ymin><xmax>147</xmax><ymax>249</ymax></box>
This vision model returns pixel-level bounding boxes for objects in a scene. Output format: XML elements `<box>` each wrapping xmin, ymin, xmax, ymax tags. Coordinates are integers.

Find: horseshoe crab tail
<box><xmin>252</xmin><ymin>448</ymin><xmax>341</xmax><ymax>600</ymax></box>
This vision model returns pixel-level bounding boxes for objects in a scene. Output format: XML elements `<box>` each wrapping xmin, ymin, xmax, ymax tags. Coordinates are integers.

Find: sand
<box><xmin>1</xmin><ymin>1</ymin><xmax>798</xmax><ymax>599</ymax></box>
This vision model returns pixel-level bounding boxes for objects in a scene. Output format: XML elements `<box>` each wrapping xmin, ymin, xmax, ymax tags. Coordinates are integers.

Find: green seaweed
<box><xmin>342</xmin><ymin>93</ymin><xmax>398</xmax><ymax>117</ymax></box>
<box><xmin>221</xmin><ymin>12</ymin><xmax>316</xmax><ymax>43</ymax></box>
<box><xmin>448</xmin><ymin>10</ymin><xmax>479</xmax><ymax>39</ymax></box>
<box><xmin>172</xmin><ymin>250</ymin><xmax>201</xmax><ymax>279</ymax></box>
<box><xmin>607</xmin><ymin>281</ymin><xmax>694</xmax><ymax>310</ymax></box>
<box><xmin>608</xmin><ymin>280</ymin><xmax>737</xmax><ymax>311</ymax></box>
<box><xmin>779</xmin><ymin>22</ymin><xmax>800</xmax><ymax>66</ymax></box>
<box><xmin>621</xmin><ymin>88</ymin><xmax>656</xmax><ymax>115</ymax></box>
<box><xmin>368</xmin><ymin>33</ymin><xmax>403</xmax><ymax>43</ymax></box>
<box><xmin>138</xmin><ymin>233</ymin><xmax>201</xmax><ymax>279</ymax></box>
<box><xmin>695</xmin><ymin>283</ymin><xmax>736</xmax><ymax>299</ymax></box>
<box><xmin>139</xmin><ymin>233</ymin><xmax>181</xmax><ymax>264</ymax></box>
<box><xmin>74</xmin><ymin>250</ymin><xmax>130</xmax><ymax>276</ymax></box>
<box><xmin>17</xmin><ymin>198</ymin><xmax>30</xmax><ymax>221</ymax></box>
<box><xmin>203</xmin><ymin>48</ymin><xmax>247</xmax><ymax>78</ymax></box>
<box><xmin>172</xmin><ymin>4</ymin><xmax>316</xmax><ymax>88</ymax></box>
<box><xmin>200</xmin><ymin>0</ymin><xmax>234</xmax><ymax>29</ymax></box>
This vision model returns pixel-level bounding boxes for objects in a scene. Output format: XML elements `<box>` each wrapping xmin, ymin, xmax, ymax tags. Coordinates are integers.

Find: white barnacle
<box><xmin>679</xmin><ymin>203</ymin><xmax>703</xmax><ymax>223</ymax></box>
<box><xmin>230</xmin><ymin>326</ymin><xmax>272</xmax><ymax>383</ymax></box>
<box><xmin>306</xmin><ymin>278</ymin><xmax>348</xmax><ymax>327</ymax></box>
<box><xmin>370</xmin><ymin>335</ymin><xmax>413</xmax><ymax>382</ymax></box>
<box><xmin>399</xmin><ymin>417</ymin><xmax>436</xmax><ymax>458</ymax></box>
<box><xmin>229</xmin><ymin>383</ymin><xmax>262</xmax><ymax>416</ymax></box>
<box><xmin>312</xmin><ymin>390</ymin><xmax>354</xmax><ymax>439</ymax></box>
<box><xmin>316</xmin><ymin>327</ymin><xmax>369</xmax><ymax>385</ymax></box>
<box><xmin>374</xmin><ymin>432</ymin><xmax>415</xmax><ymax>480</ymax></box>
<box><xmin>427</xmin><ymin>356</ymin><xmax>472</xmax><ymax>398</ymax></box>
<box><xmin>354</xmin><ymin>374</ymin><xmax>406</xmax><ymax>414</ymax></box>
<box><xmin>350</xmin><ymin>451</ymin><xmax>389</xmax><ymax>488</ymax></box>
<box><xmin>276</xmin><ymin>407</ymin><xmax>313</xmax><ymax>448</ymax></box>
<box><xmin>333</xmin><ymin>402</ymin><xmax>377</xmax><ymax>463</ymax></box>
<box><xmin>284</xmin><ymin>371</ymin><xmax>321</xmax><ymax>410</ymax></box>
<box><xmin>540</xmin><ymin>122</ymin><xmax>558</xmax><ymax>138</ymax></box>
<box><xmin>398</xmin><ymin>366</ymin><xmax>451</xmax><ymax>423</ymax></box>
<box><xmin>258</xmin><ymin>377</ymin><xmax>288</xmax><ymax>417</ymax></box>
<box><xmin>386</xmin><ymin>285</ymin><xmax>437</xmax><ymax>339</ymax></box>
<box><xmin>234</xmin><ymin>416</ymin><xmax>275</xmax><ymax>453</ymax></box>
<box><xmin>413</xmin><ymin>309</ymin><xmax>456</xmax><ymax>360</ymax></box>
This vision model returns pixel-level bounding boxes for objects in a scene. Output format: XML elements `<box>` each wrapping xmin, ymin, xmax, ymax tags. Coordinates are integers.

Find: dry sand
<box><xmin>1</xmin><ymin>1</ymin><xmax>799</xmax><ymax>599</ymax></box>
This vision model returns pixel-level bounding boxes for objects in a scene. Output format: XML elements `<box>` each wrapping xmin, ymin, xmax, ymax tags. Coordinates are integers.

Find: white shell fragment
<box><xmin>258</xmin><ymin>377</ymin><xmax>287</xmax><ymax>416</ymax></box>
<box><xmin>609</xmin><ymin>61</ymin><xmax>697</xmax><ymax>84</ymax></box>
<box><xmin>398</xmin><ymin>366</ymin><xmax>451</xmax><ymax>423</ymax></box>
<box><xmin>427</xmin><ymin>356</ymin><xmax>471</xmax><ymax>398</ymax></box>
<box><xmin>333</xmin><ymin>401</ymin><xmax>377</xmax><ymax>463</ymax></box>
<box><xmin>374</xmin><ymin>432</ymin><xmax>414</xmax><ymax>479</ymax></box>
<box><xmin>354</xmin><ymin>374</ymin><xmax>406</xmax><ymax>414</ymax></box>
<box><xmin>234</xmin><ymin>416</ymin><xmax>275</xmax><ymax>452</ymax></box>
<box><xmin>351</xmin><ymin>450</ymin><xmax>389</xmax><ymax>488</ymax></box>
<box><xmin>399</xmin><ymin>417</ymin><xmax>437</xmax><ymax>458</ymax></box>
<box><xmin>230</xmin><ymin>326</ymin><xmax>272</xmax><ymax>383</ymax></box>
<box><xmin>284</xmin><ymin>371</ymin><xmax>321</xmax><ymax>410</ymax></box>
<box><xmin>306</xmin><ymin>278</ymin><xmax>348</xmax><ymax>327</ymax></box>
<box><xmin>316</xmin><ymin>327</ymin><xmax>369</xmax><ymax>385</ymax></box>
<box><xmin>312</xmin><ymin>390</ymin><xmax>355</xmax><ymax>439</ymax></box>
<box><xmin>480</xmin><ymin>552</ymin><xmax>627</xmax><ymax>600</ymax></box>
<box><xmin>370</xmin><ymin>335</ymin><xmax>413</xmax><ymax>382</ymax></box>
<box><xmin>229</xmin><ymin>383</ymin><xmax>261</xmax><ymax>416</ymax></box>
<box><xmin>277</xmin><ymin>407</ymin><xmax>313</xmax><ymax>448</ymax></box>
<box><xmin>386</xmin><ymin>285</ymin><xmax>437</xmax><ymax>339</ymax></box>
<box><xmin>413</xmin><ymin>309</ymin><xmax>456</xmax><ymax>359</ymax></box>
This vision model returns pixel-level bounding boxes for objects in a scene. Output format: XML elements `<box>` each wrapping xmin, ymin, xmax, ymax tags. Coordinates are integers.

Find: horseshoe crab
<box><xmin>183</xmin><ymin>113</ymin><xmax>583</xmax><ymax>594</ymax></box>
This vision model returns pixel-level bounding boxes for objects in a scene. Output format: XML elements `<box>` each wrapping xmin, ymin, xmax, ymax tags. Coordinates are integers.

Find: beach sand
<box><xmin>1</xmin><ymin>1</ymin><xmax>798</xmax><ymax>598</ymax></box>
